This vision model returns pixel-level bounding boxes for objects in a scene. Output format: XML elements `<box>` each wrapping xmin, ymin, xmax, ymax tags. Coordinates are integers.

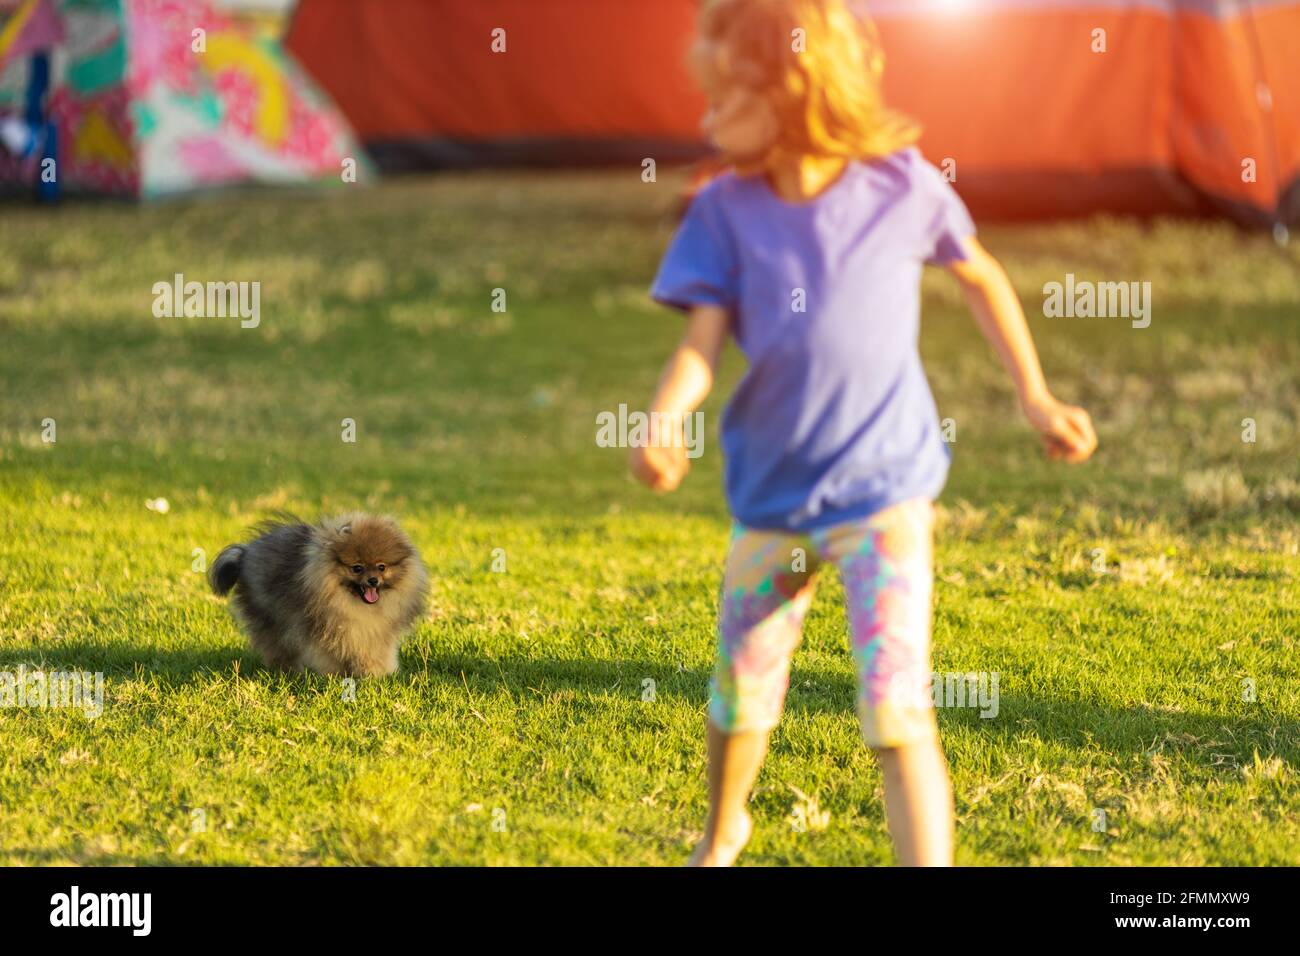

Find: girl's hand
<box><xmin>949</xmin><ymin>239</ymin><xmax>1095</xmax><ymax>465</ymax></box>
<box><xmin>1022</xmin><ymin>394</ymin><xmax>1097</xmax><ymax>463</ymax></box>
<box><xmin>630</xmin><ymin>305</ymin><xmax>727</xmax><ymax>493</ymax></box>
<box><xmin>630</xmin><ymin>440</ymin><xmax>689</xmax><ymax>492</ymax></box>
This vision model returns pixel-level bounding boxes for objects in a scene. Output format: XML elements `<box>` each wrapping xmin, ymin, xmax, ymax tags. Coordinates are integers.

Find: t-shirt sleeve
<box><xmin>649</xmin><ymin>186</ymin><xmax>739</xmax><ymax>312</ymax></box>
<box><xmin>915</xmin><ymin>156</ymin><xmax>976</xmax><ymax>266</ymax></box>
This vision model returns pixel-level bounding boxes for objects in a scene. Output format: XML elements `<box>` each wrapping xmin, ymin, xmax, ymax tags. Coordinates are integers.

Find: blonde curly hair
<box><xmin>692</xmin><ymin>0</ymin><xmax>919</xmax><ymax>173</ymax></box>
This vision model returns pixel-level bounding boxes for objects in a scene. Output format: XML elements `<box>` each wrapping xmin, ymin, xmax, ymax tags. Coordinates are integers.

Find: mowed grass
<box><xmin>1</xmin><ymin>171</ymin><xmax>1298</xmax><ymax>866</ymax></box>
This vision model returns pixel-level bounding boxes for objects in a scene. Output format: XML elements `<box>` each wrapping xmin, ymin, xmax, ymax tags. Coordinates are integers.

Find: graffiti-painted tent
<box><xmin>0</xmin><ymin>0</ymin><xmax>364</xmax><ymax>198</ymax></box>
<box><xmin>286</xmin><ymin>0</ymin><xmax>1300</xmax><ymax>228</ymax></box>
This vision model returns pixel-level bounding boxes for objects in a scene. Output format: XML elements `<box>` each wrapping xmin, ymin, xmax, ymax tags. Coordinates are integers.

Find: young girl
<box><xmin>631</xmin><ymin>0</ymin><xmax>1097</xmax><ymax>866</ymax></box>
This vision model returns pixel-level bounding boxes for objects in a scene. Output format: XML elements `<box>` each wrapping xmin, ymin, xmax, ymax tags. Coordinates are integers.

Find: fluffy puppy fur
<box><xmin>209</xmin><ymin>513</ymin><xmax>428</xmax><ymax>677</ymax></box>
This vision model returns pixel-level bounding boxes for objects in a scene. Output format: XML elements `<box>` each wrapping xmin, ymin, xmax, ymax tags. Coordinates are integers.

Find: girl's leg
<box><xmin>688</xmin><ymin>721</ymin><xmax>767</xmax><ymax>866</ymax></box>
<box><xmin>826</xmin><ymin>499</ymin><xmax>954</xmax><ymax>866</ymax></box>
<box><xmin>876</xmin><ymin>741</ymin><xmax>954</xmax><ymax>866</ymax></box>
<box><xmin>689</xmin><ymin>526</ymin><xmax>817</xmax><ymax>867</ymax></box>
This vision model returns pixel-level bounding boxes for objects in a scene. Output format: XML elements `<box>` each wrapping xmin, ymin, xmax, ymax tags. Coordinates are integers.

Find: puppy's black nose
<box><xmin>367</xmin><ymin>576</ymin><xmax>379</xmax><ymax>586</ymax></box>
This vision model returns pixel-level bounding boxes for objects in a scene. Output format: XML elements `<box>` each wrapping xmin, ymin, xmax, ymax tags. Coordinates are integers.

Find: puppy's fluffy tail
<box><xmin>209</xmin><ymin>544</ymin><xmax>245</xmax><ymax>596</ymax></box>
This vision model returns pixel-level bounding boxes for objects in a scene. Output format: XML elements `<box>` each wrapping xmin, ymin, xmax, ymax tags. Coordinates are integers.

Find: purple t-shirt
<box><xmin>650</xmin><ymin>147</ymin><xmax>975</xmax><ymax>531</ymax></box>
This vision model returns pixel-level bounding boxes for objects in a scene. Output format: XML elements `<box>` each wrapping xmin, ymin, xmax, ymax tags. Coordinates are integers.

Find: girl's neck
<box><xmin>765</xmin><ymin>154</ymin><xmax>850</xmax><ymax>203</ymax></box>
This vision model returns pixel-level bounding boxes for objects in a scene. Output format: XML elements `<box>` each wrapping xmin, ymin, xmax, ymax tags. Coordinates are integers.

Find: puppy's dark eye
<box><xmin>350</xmin><ymin>564</ymin><xmax>364</xmax><ymax>574</ymax></box>
<box><xmin>377</xmin><ymin>564</ymin><xmax>386</xmax><ymax>572</ymax></box>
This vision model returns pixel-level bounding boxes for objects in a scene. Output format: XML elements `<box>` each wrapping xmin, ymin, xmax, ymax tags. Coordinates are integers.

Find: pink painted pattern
<box><xmin>710</xmin><ymin>498</ymin><xmax>937</xmax><ymax>747</ymax></box>
<box><xmin>127</xmin><ymin>0</ymin><xmax>358</xmax><ymax>184</ymax></box>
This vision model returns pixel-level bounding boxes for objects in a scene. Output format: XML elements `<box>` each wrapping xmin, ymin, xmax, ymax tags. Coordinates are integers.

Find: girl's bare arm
<box><xmin>630</xmin><ymin>304</ymin><xmax>730</xmax><ymax>491</ymax></box>
<box><xmin>946</xmin><ymin>238</ymin><xmax>1097</xmax><ymax>463</ymax></box>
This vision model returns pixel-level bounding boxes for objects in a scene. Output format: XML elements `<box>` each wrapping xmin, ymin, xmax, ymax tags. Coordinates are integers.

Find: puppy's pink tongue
<box><xmin>363</xmin><ymin>586</ymin><xmax>379</xmax><ymax>604</ymax></box>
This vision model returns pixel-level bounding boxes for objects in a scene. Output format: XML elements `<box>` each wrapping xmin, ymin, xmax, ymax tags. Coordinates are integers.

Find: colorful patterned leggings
<box><xmin>710</xmin><ymin>498</ymin><xmax>938</xmax><ymax>748</ymax></box>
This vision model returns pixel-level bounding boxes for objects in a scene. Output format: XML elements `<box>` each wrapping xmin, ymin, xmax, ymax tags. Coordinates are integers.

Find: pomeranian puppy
<box><xmin>209</xmin><ymin>513</ymin><xmax>428</xmax><ymax>677</ymax></box>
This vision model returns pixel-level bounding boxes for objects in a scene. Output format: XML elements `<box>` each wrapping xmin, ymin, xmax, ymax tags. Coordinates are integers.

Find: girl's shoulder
<box><xmin>673</xmin><ymin>167</ymin><xmax>760</xmax><ymax>233</ymax></box>
<box><xmin>688</xmin><ymin>167</ymin><xmax>749</xmax><ymax>208</ymax></box>
<box><xmin>861</xmin><ymin>146</ymin><xmax>935</xmax><ymax>182</ymax></box>
<box><xmin>858</xmin><ymin>147</ymin><xmax>961</xmax><ymax>208</ymax></box>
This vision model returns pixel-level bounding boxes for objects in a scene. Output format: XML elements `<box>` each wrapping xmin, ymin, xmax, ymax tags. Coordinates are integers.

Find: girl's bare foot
<box><xmin>686</xmin><ymin>810</ymin><xmax>753</xmax><ymax>866</ymax></box>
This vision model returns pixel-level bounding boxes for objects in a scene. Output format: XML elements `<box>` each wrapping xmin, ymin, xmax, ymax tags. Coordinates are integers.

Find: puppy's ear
<box><xmin>322</xmin><ymin>520</ymin><xmax>353</xmax><ymax>555</ymax></box>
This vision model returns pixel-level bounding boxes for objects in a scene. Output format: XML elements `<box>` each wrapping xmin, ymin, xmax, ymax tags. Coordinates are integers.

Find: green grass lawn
<box><xmin>1</xmin><ymin>172</ymin><xmax>1298</xmax><ymax>865</ymax></box>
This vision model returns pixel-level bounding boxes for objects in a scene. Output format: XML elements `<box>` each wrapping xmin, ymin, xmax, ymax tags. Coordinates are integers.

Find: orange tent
<box><xmin>286</xmin><ymin>0</ymin><xmax>1300</xmax><ymax>228</ymax></box>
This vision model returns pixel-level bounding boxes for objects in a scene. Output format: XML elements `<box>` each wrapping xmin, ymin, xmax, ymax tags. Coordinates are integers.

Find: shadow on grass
<box><xmin>0</xmin><ymin>644</ymin><xmax>257</xmax><ymax>684</ymax></box>
<box><xmin>925</xmin><ymin>688</ymin><xmax>1300</xmax><ymax>768</ymax></box>
<box><xmin>0</xmin><ymin>848</ymin><xmax>191</xmax><ymax>866</ymax></box>
<box><xmin>413</xmin><ymin>652</ymin><xmax>1300</xmax><ymax>770</ymax></box>
<box><xmin>3</xmin><ymin>643</ymin><xmax>1294</xmax><ymax>770</ymax></box>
